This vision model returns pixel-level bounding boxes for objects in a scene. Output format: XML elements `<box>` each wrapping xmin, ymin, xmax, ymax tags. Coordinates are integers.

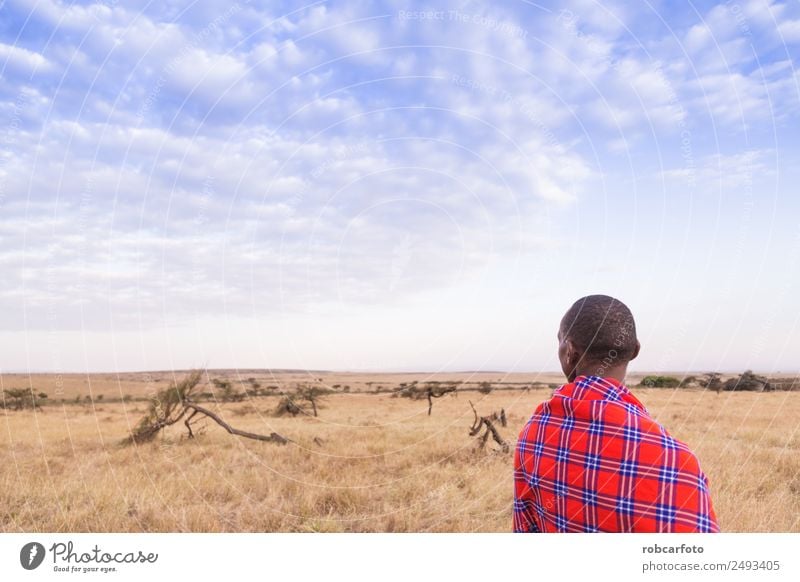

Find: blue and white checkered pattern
<box><xmin>616</xmin><ymin>497</ymin><xmax>635</xmax><ymax>516</ymax></box>
<box><xmin>655</xmin><ymin>504</ymin><xmax>677</xmax><ymax>525</ymax></box>
<box><xmin>585</xmin><ymin>453</ymin><xmax>601</xmax><ymax>470</ymax></box>
<box><xmin>659</xmin><ymin>466</ymin><xmax>679</xmax><ymax>484</ymax></box>
<box><xmin>619</xmin><ymin>459</ymin><xmax>639</xmax><ymax>477</ymax></box>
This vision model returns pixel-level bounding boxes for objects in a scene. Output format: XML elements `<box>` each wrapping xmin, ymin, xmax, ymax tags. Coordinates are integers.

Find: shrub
<box><xmin>1</xmin><ymin>388</ymin><xmax>46</xmax><ymax>410</ymax></box>
<box><xmin>640</xmin><ymin>375</ymin><xmax>681</xmax><ymax>388</ymax></box>
<box><xmin>697</xmin><ymin>373</ymin><xmax>723</xmax><ymax>392</ymax></box>
<box><xmin>212</xmin><ymin>378</ymin><xmax>246</xmax><ymax>402</ymax></box>
<box><xmin>273</xmin><ymin>394</ymin><xmax>304</xmax><ymax>417</ymax></box>
<box><xmin>722</xmin><ymin>370</ymin><xmax>770</xmax><ymax>392</ymax></box>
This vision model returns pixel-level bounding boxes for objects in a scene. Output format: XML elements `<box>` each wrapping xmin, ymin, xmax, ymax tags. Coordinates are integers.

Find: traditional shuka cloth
<box><xmin>513</xmin><ymin>375</ymin><xmax>720</xmax><ymax>533</ymax></box>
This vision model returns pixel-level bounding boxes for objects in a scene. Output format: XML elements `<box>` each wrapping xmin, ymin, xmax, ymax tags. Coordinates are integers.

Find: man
<box><xmin>513</xmin><ymin>295</ymin><xmax>719</xmax><ymax>533</ymax></box>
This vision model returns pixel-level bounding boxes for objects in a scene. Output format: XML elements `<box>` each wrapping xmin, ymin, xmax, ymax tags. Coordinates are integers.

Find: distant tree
<box><xmin>272</xmin><ymin>384</ymin><xmax>328</xmax><ymax>417</ymax></box>
<box><xmin>244</xmin><ymin>378</ymin><xmax>269</xmax><ymax>397</ymax></box>
<box><xmin>212</xmin><ymin>378</ymin><xmax>245</xmax><ymax>402</ymax></box>
<box><xmin>296</xmin><ymin>384</ymin><xmax>327</xmax><ymax>417</ymax></box>
<box><xmin>398</xmin><ymin>381</ymin><xmax>457</xmax><ymax>415</ymax></box>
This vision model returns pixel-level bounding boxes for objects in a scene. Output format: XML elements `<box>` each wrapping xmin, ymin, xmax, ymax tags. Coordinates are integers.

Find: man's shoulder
<box><xmin>518</xmin><ymin>391</ymin><xmax>696</xmax><ymax>451</ymax></box>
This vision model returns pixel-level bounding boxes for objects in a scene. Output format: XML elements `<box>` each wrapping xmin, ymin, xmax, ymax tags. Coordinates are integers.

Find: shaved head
<box><xmin>559</xmin><ymin>295</ymin><xmax>638</xmax><ymax>366</ymax></box>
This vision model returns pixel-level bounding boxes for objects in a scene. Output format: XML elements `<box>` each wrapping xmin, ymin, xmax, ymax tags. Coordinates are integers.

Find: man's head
<box><xmin>558</xmin><ymin>294</ymin><xmax>640</xmax><ymax>382</ymax></box>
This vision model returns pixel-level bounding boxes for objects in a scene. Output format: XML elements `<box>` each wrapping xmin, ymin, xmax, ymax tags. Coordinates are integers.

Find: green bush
<box><xmin>639</xmin><ymin>375</ymin><xmax>681</xmax><ymax>388</ymax></box>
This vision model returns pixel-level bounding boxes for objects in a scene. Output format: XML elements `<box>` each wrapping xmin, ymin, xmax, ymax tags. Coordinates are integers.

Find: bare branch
<box><xmin>184</xmin><ymin>408</ymin><xmax>200</xmax><ymax>439</ymax></box>
<box><xmin>184</xmin><ymin>403</ymin><xmax>291</xmax><ymax>445</ymax></box>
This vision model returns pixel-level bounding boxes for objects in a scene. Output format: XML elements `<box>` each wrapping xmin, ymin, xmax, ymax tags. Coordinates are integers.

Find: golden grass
<box><xmin>1</xmin><ymin>382</ymin><xmax>798</xmax><ymax>532</ymax></box>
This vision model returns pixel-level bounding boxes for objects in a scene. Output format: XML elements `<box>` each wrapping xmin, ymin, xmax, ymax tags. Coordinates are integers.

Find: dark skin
<box><xmin>557</xmin><ymin>325</ymin><xmax>641</xmax><ymax>384</ymax></box>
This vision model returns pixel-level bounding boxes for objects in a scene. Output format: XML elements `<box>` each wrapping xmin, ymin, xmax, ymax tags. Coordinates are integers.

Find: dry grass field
<box><xmin>1</xmin><ymin>371</ymin><xmax>799</xmax><ymax>532</ymax></box>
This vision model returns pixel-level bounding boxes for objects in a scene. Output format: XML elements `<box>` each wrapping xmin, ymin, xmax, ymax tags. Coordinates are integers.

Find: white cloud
<box><xmin>165</xmin><ymin>48</ymin><xmax>254</xmax><ymax>105</ymax></box>
<box><xmin>660</xmin><ymin>149</ymin><xmax>775</xmax><ymax>190</ymax></box>
<box><xmin>689</xmin><ymin>71</ymin><xmax>772</xmax><ymax>126</ymax></box>
<box><xmin>0</xmin><ymin>42</ymin><xmax>50</xmax><ymax>73</ymax></box>
<box><xmin>778</xmin><ymin>18</ymin><xmax>800</xmax><ymax>41</ymax></box>
<box><xmin>0</xmin><ymin>99</ymin><xmax>588</xmax><ymax>331</ymax></box>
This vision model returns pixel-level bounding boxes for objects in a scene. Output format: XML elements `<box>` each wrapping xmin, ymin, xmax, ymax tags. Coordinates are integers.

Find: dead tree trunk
<box><xmin>468</xmin><ymin>400</ymin><xmax>509</xmax><ymax>453</ymax></box>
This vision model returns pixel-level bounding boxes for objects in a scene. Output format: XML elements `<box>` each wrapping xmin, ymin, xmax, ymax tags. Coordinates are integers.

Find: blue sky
<box><xmin>0</xmin><ymin>0</ymin><xmax>798</xmax><ymax>373</ymax></box>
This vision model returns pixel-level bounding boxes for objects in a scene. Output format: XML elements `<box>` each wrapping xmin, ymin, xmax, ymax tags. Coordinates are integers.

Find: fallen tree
<box><xmin>123</xmin><ymin>370</ymin><xmax>290</xmax><ymax>446</ymax></box>
<box><xmin>468</xmin><ymin>400</ymin><xmax>509</xmax><ymax>453</ymax></box>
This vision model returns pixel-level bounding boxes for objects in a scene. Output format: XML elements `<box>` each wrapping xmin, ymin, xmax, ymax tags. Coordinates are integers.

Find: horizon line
<box><xmin>1</xmin><ymin>367</ymin><xmax>797</xmax><ymax>376</ymax></box>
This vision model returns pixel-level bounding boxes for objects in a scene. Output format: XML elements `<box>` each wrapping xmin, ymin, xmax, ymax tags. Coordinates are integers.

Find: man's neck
<box><xmin>571</xmin><ymin>365</ymin><xmax>628</xmax><ymax>384</ymax></box>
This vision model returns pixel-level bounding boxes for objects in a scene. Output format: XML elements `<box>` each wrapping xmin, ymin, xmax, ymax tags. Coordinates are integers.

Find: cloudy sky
<box><xmin>0</xmin><ymin>0</ymin><xmax>798</xmax><ymax>373</ymax></box>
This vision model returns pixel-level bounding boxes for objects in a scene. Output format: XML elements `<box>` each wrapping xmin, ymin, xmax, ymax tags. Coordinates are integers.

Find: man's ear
<box><xmin>566</xmin><ymin>339</ymin><xmax>581</xmax><ymax>367</ymax></box>
<box><xmin>630</xmin><ymin>340</ymin><xmax>641</xmax><ymax>361</ymax></box>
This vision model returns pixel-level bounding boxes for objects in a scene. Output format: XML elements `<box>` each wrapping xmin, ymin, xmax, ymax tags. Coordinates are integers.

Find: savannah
<box><xmin>2</xmin><ymin>369</ymin><xmax>798</xmax><ymax>533</ymax></box>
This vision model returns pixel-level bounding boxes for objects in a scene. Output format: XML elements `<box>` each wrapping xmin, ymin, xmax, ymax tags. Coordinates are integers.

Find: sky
<box><xmin>0</xmin><ymin>0</ymin><xmax>798</xmax><ymax>374</ymax></box>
